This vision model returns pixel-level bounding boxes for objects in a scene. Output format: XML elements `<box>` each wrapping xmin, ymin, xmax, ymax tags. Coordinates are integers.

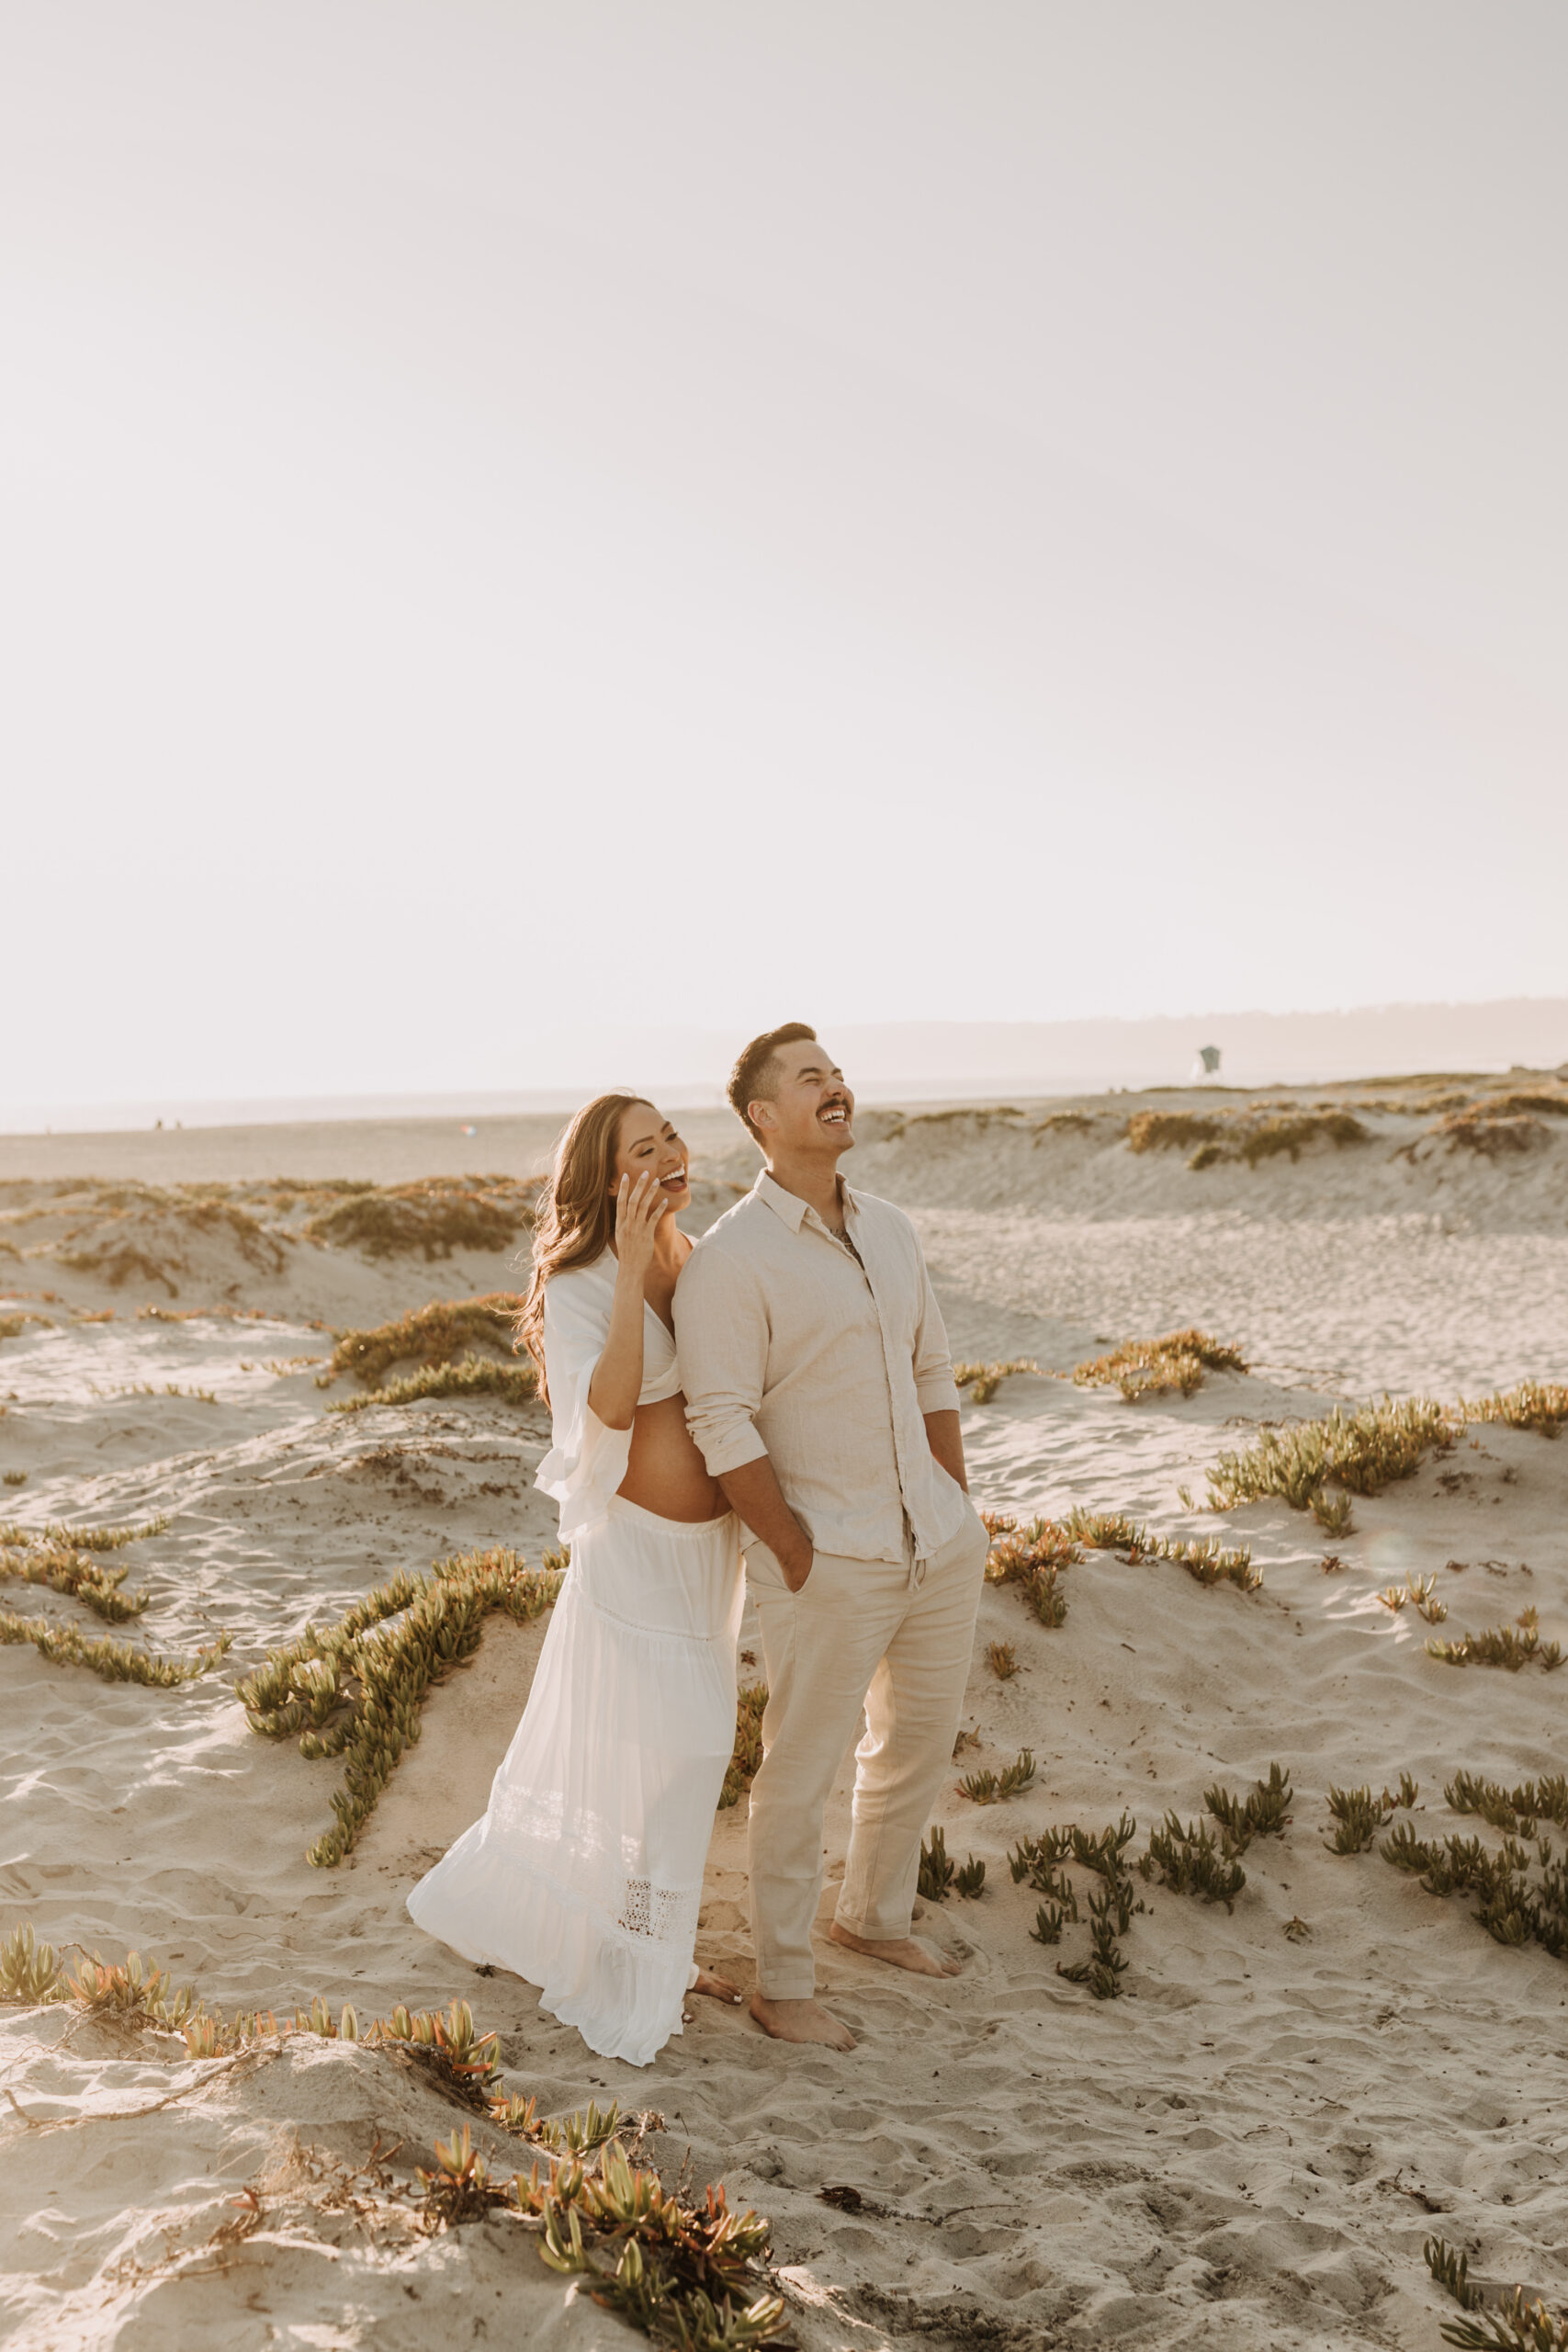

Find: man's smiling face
<box><xmin>754</xmin><ymin>1039</ymin><xmax>856</xmax><ymax>1161</ymax></box>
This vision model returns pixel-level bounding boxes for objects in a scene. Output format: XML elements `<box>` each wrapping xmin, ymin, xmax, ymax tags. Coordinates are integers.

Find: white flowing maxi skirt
<box><xmin>407</xmin><ymin>1498</ymin><xmax>743</xmax><ymax>2068</ymax></box>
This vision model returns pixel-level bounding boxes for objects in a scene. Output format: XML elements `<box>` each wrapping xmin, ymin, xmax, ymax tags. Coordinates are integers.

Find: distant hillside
<box><xmin>6</xmin><ymin>999</ymin><xmax>1565</xmax><ymax>1132</ymax></box>
<box><xmin>832</xmin><ymin>999</ymin><xmax>1568</xmax><ymax>1096</ymax></box>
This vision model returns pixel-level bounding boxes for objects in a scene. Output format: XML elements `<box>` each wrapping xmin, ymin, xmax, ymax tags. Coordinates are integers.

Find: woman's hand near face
<box><xmin>613</xmin><ymin>1171</ymin><xmax>670</xmax><ymax>1285</ymax></box>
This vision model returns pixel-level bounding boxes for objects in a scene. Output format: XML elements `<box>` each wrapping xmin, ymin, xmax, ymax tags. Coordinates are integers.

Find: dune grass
<box><xmin>239</xmin><ymin>1546</ymin><xmax>563</xmax><ymax>1866</ymax></box>
<box><xmin>1073</xmin><ymin>1328</ymin><xmax>1247</xmax><ymax>1401</ymax></box>
<box><xmin>305</xmin><ymin>1177</ymin><xmax>534</xmax><ymax>1262</ymax></box>
<box><xmin>318</xmin><ymin>1295</ymin><xmax>526</xmax><ymax>1389</ymax></box>
<box><xmin>324</xmin><ymin>1354</ymin><xmax>538</xmax><ymax>1413</ymax></box>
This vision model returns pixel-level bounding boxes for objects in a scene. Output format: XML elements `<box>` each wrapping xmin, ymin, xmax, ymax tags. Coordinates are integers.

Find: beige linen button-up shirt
<box><xmin>673</xmin><ymin>1170</ymin><xmax>969</xmax><ymax>1564</ymax></box>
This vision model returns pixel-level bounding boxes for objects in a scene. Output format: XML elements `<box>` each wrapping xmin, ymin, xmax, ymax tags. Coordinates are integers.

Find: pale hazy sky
<box><xmin>5</xmin><ymin>5</ymin><xmax>1565</xmax><ymax>1107</ymax></box>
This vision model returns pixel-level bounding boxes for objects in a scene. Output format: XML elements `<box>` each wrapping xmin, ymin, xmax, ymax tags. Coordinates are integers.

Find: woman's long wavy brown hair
<box><xmin>517</xmin><ymin>1092</ymin><xmax>650</xmax><ymax>1408</ymax></box>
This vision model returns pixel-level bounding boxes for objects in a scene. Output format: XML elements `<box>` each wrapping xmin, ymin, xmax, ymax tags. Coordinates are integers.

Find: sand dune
<box><xmin>3</xmin><ymin>1083</ymin><xmax>1566</xmax><ymax>2349</ymax></box>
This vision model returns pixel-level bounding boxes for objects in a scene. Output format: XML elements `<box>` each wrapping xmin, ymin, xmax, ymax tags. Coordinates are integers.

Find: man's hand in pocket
<box><xmin>779</xmin><ymin>1537</ymin><xmax>815</xmax><ymax>1594</ymax></box>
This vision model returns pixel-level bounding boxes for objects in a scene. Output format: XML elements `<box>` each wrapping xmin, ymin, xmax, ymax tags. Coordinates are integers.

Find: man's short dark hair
<box><xmin>728</xmin><ymin>1023</ymin><xmax>818</xmax><ymax>1143</ymax></box>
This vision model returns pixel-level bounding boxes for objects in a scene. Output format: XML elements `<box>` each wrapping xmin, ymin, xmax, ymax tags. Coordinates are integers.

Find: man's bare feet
<box><xmin>693</xmin><ymin>1967</ymin><xmax>744</xmax><ymax>2005</ymax></box>
<box><xmin>749</xmin><ymin>1993</ymin><xmax>855</xmax><ymax>2050</ymax></box>
<box><xmin>828</xmin><ymin>1923</ymin><xmax>962</xmax><ymax>1977</ymax></box>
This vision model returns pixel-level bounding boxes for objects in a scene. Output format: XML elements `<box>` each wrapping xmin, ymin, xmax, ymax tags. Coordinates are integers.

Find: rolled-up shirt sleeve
<box><xmin>673</xmin><ymin>1242</ymin><xmax>771</xmax><ymax>1478</ymax></box>
<box><xmin>910</xmin><ymin>1235</ymin><xmax>962</xmax><ymax>1416</ymax></box>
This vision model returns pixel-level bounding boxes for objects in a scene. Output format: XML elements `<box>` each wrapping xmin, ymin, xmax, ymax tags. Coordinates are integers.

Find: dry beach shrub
<box><xmin>953</xmin><ymin>1357</ymin><xmax>1037</xmax><ymax>1403</ymax></box>
<box><xmin>325</xmin><ymin>1355</ymin><xmax>538</xmax><ymax>1413</ymax></box>
<box><xmin>1030</xmin><ymin>1109</ymin><xmax>1108</xmax><ymax>1138</ymax></box>
<box><xmin>305</xmin><ymin>1176</ymin><xmax>536</xmax><ymax>1261</ymax></box>
<box><xmin>1126</xmin><ymin>1105</ymin><xmax>1370</xmax><ymax>1171</ymax></box>
<box><xmin>1231</xmin><ymin>1110</ymin><xmax>1370</xmax><ymax>1166</ymax></box>
<box><xmin>1125</xmin><ymin>1112</ymin><xmax>1225</xmax><ymax>1155</ymax></box>
<box><xmin>1434</xmin><ymin>1110</ymin><xmax>1550</xmax><ymax>1158</ymax></box>
<box><xmin>718</xmin><ymin>1684</ymin><xmax>768</xmax><ymax>1811</ymax></box>
<box><xmin>1073</xmin><ymin>1327</ymin><xmax>1247</xmax><ymax>1401</ymax></box>
<box><xmin>0</xmin><ymin>1312</ymin><xmax>52</xmax><ymax>1342</ymax></box>
<box><xmin>51</xmin><ymin>1181</ymin><xmax>287</xmax><ymax>1277</ymax></box>
<box><xmin>56</xmin><ymin>1245</ymin><xmax>184</xmax><ymax>1295</ymax></box>
<box><xmin>319</xmin><ymin>1295</ymin><xmax>526</xmax><ymax>1389</ymax></box>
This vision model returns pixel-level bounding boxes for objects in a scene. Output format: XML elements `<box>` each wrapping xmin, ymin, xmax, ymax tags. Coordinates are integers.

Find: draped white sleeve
<box><xmin>535</xmin><ymin>1264</ymin><xmax>630</xmax><ymax>1539</ymax></box>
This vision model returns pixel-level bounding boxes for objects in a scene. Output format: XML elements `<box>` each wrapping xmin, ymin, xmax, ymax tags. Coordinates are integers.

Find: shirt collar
<box><xmin>754</xmin><ymin>1169</ymin><xmax>859</xmax><ymax>1233</ymax></box>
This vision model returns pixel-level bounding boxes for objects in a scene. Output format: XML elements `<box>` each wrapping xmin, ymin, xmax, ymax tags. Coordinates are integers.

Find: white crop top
<box><xmin>534</xmin><ymin>1255</ymin><xmax>683</xmax><ymax>1538</ymax></box>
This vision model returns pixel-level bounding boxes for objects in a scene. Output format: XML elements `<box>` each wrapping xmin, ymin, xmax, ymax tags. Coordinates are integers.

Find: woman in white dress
<box><xmin>406</xmin><ymin>1094</ymin><xmax>745</xmax><ymax>2067</ymax></box>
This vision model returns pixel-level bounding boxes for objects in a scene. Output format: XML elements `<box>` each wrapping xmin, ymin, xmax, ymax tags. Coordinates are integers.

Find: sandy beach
<box><xmin>4</xmin><ymin>1074</ymin><xmax>1567</xmax><ymax>2351</ymax></box>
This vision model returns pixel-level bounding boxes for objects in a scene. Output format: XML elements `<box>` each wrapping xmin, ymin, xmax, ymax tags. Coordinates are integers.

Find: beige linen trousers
<box><xmin>745</xmin><ymin>1505</ymin><xmax>988</xmax><ymax>2001</ymax></box>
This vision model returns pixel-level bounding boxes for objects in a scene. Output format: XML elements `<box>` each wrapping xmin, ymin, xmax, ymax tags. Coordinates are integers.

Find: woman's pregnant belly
<box><xmin>617</xmin><ymin>1393</ymin><xmax>725</xmax><ymax>1522</ymax></box>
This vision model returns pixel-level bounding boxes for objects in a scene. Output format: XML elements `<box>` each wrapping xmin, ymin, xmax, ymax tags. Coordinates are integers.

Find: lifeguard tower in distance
<box><xmin>1191</xmin><ymin>1044</ymin><xmax>1223</xmax><ymax>1083</ymax></box>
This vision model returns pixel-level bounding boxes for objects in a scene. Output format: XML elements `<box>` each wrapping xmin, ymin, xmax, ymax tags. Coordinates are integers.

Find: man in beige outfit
<box><xmin>673</xmin><ymin>1023</ymin><xmax>988</xmax><ymax>2050</ymax></box>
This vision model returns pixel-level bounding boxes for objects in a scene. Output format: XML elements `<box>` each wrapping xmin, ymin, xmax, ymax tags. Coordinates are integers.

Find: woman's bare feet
<box><xmin>692</xmin><ymin>1967</ymin><xmax>744</xmax><ymax>2005</ymax></box>
<box><xmin>828</xmin><ymin>1923</ymin><xmax>962</xmax><ymax>1977</ymax></box>
<box><xmin>749</xmin><ymin>1993</ymin><xmax>855</xmax><ymax>2050</ymax></box>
